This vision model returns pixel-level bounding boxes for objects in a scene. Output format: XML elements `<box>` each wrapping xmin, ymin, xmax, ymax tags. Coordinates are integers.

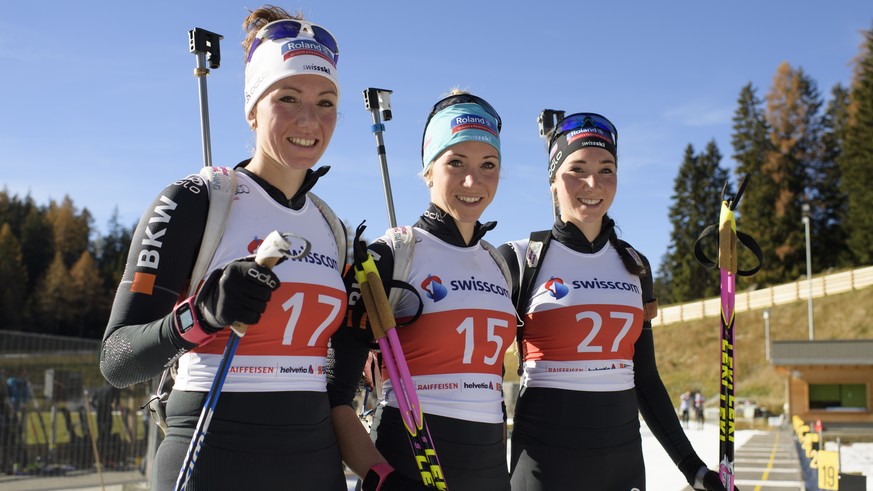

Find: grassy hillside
<box><xmin>504</xmin><ymin>285</ymin><xmax>873</xmax><ymax>415</ymax></box>
<box><xmin>653</xmin><ymin>285</ymin><xmax>873</xmax><ymax>415</ymax></box>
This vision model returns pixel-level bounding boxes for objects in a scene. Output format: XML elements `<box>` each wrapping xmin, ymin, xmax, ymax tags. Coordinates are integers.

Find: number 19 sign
<box><xmin>817</xmin><ymin>450</ymin><xmax>839</xmax><ymax>490</ymax></box>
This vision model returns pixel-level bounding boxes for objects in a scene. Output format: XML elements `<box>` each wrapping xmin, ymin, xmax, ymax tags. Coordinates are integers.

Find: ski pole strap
<box><xmin>382</xmin><ymin>279</ymin><xmax>423</xmax><ymax>327</ymax></box>
<box><xmin>692</xmin><ymin>222</ymin><xmax>762</xmax><ymax>277</ymax></box>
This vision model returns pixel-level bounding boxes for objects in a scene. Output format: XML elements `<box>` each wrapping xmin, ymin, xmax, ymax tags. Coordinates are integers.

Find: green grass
<box><xmin>654</xmin><ymin>286</ymin><xmax>873</xmax><ymax>414</ymax></box>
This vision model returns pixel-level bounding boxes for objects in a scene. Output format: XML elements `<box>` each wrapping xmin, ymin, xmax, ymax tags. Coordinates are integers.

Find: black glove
<box><xmin>698</xmin><ymin>470</ymin><xmax>740</xmax><ymax>491</ymax></box>
<box><xmin>361</xmin><ymin>467</ymin><xmax>431</xmax><ymax>491</ymax></box>
<box><xmin>195</xmin><ymin>258</ymin><xmax>280</xmax><ymax>330</ymax></box>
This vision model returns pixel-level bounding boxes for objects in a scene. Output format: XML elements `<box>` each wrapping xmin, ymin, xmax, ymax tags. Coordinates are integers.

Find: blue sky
<box><xmin>2</xmin><ymin>1</ymin><xmax>870</xmax><ymax>274</ymax></box>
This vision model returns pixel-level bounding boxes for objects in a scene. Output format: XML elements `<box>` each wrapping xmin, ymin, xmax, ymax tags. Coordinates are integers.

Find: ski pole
<box><xmin>352</xmin><ymin>231</ymin><xmax>447</xmax><ymax>490</ymax></box>
<box><xmin>174</xmin><ymin>231</ymin><xmax>310</xmax><ymax>491</ymax></box>
<box><xmin>361</xmin><ymin>91</ymin><xmax>447</xmax><ymax>488</ymax></box>
<box><xmin>715</xmin><ymin>174</ymin><xmax>748</xmax><ymax>491</ymax></box>
<box><xmin>188</xmin><ymin>28</ymin><xmax>223</xmax><ymax>167</ymax></box>
<box><xmin>693</xmin><ymin>174</ymin><xmax>761</xmax><ymax>490</ymax></box>
<box><xmin>363</xmin><ymin>88</ymin><xmax>398</xmax><ymax>227</ymax></box>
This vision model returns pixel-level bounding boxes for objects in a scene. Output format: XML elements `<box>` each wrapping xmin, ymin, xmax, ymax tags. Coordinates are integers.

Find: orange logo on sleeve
<box><xmin>130</xmin><ymin>272</ymin><xmax>156</xmax><ymax>295</ymax></box>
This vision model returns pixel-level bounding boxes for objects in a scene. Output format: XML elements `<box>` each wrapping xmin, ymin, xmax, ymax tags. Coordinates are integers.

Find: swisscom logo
<box><xmin>421</xmin><ymin>274</ymin><xmax>448</xmax><ymax>302</ymax></box>
<box><xmin>544</xmin><ymin>277</ymin><xmax>569</xmax><ymax>300</ymax></box>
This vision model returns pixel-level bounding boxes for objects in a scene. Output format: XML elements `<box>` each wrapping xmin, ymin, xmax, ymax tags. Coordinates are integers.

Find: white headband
<box><xmin>244</xmin><ymin>20</ymin><xmax>340</xmax><ymax>117</ymax></box>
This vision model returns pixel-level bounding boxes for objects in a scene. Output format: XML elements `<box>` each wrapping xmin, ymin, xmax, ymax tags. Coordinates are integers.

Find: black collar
<box><xmin>234</xmin><ymin>159</ymin><xmax>330</xmax><ymax>210</ymax></box>
<box><xmin>413</xmin><ymin>203</ymin><xmax>496</xmax><ymax>247</ymax></box>
<box><xmin>552</xmin><ymin>217</ymin><xmax>614</xmax><ymax>253</ymax></box>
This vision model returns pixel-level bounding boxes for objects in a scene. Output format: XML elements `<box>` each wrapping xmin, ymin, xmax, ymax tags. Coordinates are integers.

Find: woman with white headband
<box><xmin>100</xmin><ymin>6</ymin><xmax>348</xmax><ymax>489</ymax></box>
<box><xmin>328</xmin><ymin>90</ymin><xmax>516</xmax><ymax>490</ymax></box>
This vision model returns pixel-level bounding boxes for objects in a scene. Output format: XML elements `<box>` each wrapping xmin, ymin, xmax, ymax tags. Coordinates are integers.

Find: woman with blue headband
<box><xmin>100</xmin><ymin>5</ymin><xmax>348</xmax><ymax>489</ymax></box>
<box><xmin>328</xmin><ymin>91</ymin><xmax>516</xmax><ymax>490</ymax></box>
<box><xmin>499</xmin><ymin>112</ymin><xmax>735</xmax><ymax>490</ymax></box>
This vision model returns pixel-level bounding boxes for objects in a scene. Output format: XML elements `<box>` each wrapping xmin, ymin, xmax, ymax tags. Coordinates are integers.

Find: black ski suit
<box><xmin>499</xmin><ymin>219</ymin><xmax>708</xmax><ymax>491</ymax></box>
<box><xmin>101</xmin><ymin>162</ymin><xmax>347</xmax><ymax>491</ymax></box>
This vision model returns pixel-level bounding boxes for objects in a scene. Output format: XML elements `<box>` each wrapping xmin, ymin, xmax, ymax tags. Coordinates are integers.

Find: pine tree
<box><xmin>657</xmin><ymin>145</ymin><xmax>697</xmax><ymax>304</ymax></box>
<box><xmin>0</xmin><ymin>223</ymin><xmax>28</xmax><ymax>330</ymax></box>
<box><xmin>657</xmin><ymin>142</ymin><xmax>730</xmax><ymax>302</ymax></box>
<box><xmin>20</xmin><ymin>206</ymin><xmax>54</xmax><ymax>295</ymax></box>
<box><xmin>816</xmin><ymin>84</ymin><xmax>851</xmax><ymax>268</ymax></box>
<box><xmin>95</xmin><ymin>207</ymin><xmax>133</xmax><ymax>290</ymax></box>
<box><xmin>842</xmin><ymin>23</ymin><xmax>873</xmax><ymax>265</ymax></box>
<box><xmin>731</xmin><ymin>83</ymin><xmax>777</xmax><ymax>285</ymax></box>
<box><xmin>0</xmin><ymin>188</ymin><xmax>28</xmax><ymax>233</ymax></box>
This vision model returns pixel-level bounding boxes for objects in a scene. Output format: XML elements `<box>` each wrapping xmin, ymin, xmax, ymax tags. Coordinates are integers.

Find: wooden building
<box><xmin>771</xmin><ymin>340</ymin><xmax>873</xmax><ymax>424</ymax></box>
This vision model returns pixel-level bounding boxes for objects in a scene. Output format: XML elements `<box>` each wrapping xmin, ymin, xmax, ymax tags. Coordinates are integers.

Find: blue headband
<box><xmin>421</xmin><ymin>103</ymin><xmax>501</xmax><ymax>173</ymax></box>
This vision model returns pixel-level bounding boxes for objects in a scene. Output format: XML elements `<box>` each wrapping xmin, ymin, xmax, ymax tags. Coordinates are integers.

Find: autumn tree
<box><xmin>35</xmin><ymin>252</ymin><xmax>74</xmax><ymax>334</ymax></box>
<box><xmin>0</xmin><ymin>191</ymin><xmax>129</xmax><ymax>336</ymax></box>
<box><xmin>69</xmin><ymin>250</ymin><xmax>107</xmax><ymax>338</ymax></box>
<box><xmin>46</xmin><ymin>196</ymin><xmax>92</xmax><ymax>268</ymax></box>
<box><xmin>763</xmin><ymin>63</ymin><xmax>822</xmax><ymax>282</ymax></box>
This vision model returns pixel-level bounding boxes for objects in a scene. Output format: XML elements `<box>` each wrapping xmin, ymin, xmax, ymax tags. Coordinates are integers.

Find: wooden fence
<box><xmin>652</xmin><ymin>266</ymin><xmax>873</xmax><ymax>326</ymax></box>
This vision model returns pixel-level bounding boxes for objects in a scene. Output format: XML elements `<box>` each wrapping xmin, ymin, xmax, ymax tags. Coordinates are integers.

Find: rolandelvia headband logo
<box><xmin>421</xmin><ymin>100</ymin><xmax>501</xmax><ymax>172</ymax></box>
<box><xmin>547</xmin><ymin>112</ymin><xmax>618</xmax><ymax>182</ymax></box>
<box><xmin>244</xmin><ymin>18</ymin><xmax>340</xmax><ymax>117</ymax></box>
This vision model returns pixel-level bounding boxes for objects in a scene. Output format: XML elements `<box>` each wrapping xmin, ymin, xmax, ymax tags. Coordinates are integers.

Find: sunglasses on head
<box><xmin>551</xmin><ymin>112</ymin><xmax>618</xmax><ymax>147</ymax></box>
<box><xmin>421</xmin><ymin>93</ymin><xmax>502</xmax><ymax>157</ymax></box>
<box><xmin>246</xmin><ymin>19</ymin><xmax>339</xmax><ymax>64</ymax></box>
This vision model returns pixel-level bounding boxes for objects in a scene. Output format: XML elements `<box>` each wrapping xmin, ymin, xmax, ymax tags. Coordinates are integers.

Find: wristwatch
<box><xmin>173</xmin><ymin>297</ymin><xmax>216</xmax><ymax>346</ymax></box>
<box><xmin>176</xmin><ymin>300</ymin><xmax>196</xmax><ymax>333</ymax></box>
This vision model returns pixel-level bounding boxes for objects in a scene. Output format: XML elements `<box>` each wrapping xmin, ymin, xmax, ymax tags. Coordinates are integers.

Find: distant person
<box><xmin>0</xmin><ymin>368</ymin><xmax>17</xmax><ymax>473</ymax></box>
<box><xmin>90</xmin><ymin>384</ymin><xmax>121</xmax><ymax>466</ymax></box>
<box><xmin>5</xmin><ymin>372</ymin><xmax>30</xmax><ymax>412</ymax></box>
<box><xmin>499</xmin><ymin>111</ymin><xmax>736</xmax><ymax>490</ymax></box>
<box><xmin>3</xmin><ymin>371</ymin><xmax>30</xmax><ymax>473</ymax></box>
<box><xmin>680</xmin><ymin>390</ymin><xmax>692</xmax><ymax>429</ymax></box>
<box><xmin>695</xmin><ymin>391</ymin><xmax>706</xmax><ymax>430</ymax></box>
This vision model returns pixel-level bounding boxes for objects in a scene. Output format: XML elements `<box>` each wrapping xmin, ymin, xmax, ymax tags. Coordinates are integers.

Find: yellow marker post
<box><xmin>803</xmin><ymin>432</ymin><xmax>820</xmax><ymax>458</ymax></box>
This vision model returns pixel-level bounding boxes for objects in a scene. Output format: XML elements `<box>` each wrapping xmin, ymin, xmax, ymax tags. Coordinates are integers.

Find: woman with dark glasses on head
<box><xmin>100</xmin><ymin>5</ymin><xmax>348</xmax><ymax>489</ymax></box>
<box><xmin>498</xmin><ymin>112</ymin><xmax>734</xmax><ymax>490</ymax></box>
<box><xmin>327</xmin><ymin>90</ymin><xmax>516</xmax><ymax>490</ymax></box>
